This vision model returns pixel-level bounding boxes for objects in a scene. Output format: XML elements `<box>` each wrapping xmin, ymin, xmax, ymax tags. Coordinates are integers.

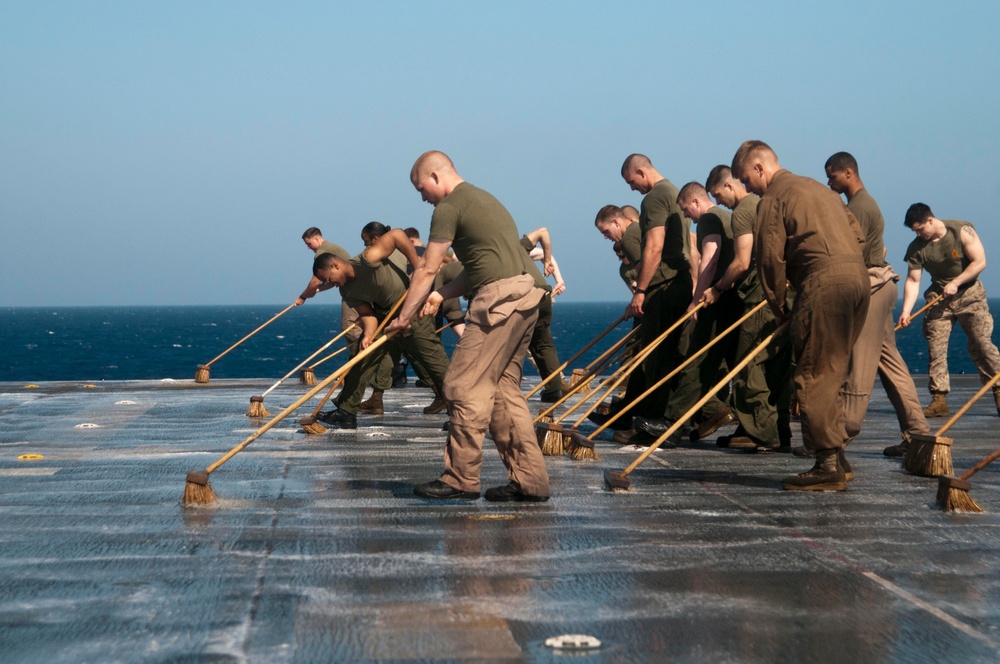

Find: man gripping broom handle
<box><xmin>894</xmin><ymin>293</ymin><xmax>943</xmax><ymax>332</ymax></box>
<box><xmin>605</xmin><ymin>321</ymin><xmax>789</xmax><ymax>491</ymax></box>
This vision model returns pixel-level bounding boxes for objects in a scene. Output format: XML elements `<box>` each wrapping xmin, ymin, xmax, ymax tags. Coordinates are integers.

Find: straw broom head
<box><xmin>937</xmin><ymin>476</ymin><xmax>983</xmax><ymax>513</ymax></box>
<box><xmin>903</xmin><ymin>435</ymin><xmax>954</xmax><ymax>477</ymax></box>
<box><xmin>194</xmin><ymin>364</ymin><xmax>210</xmax><ymax>384</ymax></box>
<box><xmin>299</xmin><ymin>368</ymin><xmax>316</xmax><ymax>385</ymax></box>
<box><xmin>300</xmin><ymin>415</ymin><xmax>328</xmax><ymax>435</ymax></box>
<box><xmin>182</xmin><ymin>470</ymin><xmax>218</xmax><ymax>506</ymax></box>
<box><xmin>246</xmin><ymin>395</ymin><xmax>270</xmax><ymax>418</ymax></box>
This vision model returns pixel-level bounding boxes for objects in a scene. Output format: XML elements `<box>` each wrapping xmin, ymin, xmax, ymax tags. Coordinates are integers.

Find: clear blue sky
<box><xmin>2</xmin><ymin>1</ymin><xmax>997</xmax><ymax>306</ymax></box>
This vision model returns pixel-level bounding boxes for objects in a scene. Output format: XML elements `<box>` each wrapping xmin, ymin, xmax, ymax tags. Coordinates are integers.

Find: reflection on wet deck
<box><xmin>1</xmin><ymin>376</ymin><xmax>999</xmax><ymax>662</ymax></box>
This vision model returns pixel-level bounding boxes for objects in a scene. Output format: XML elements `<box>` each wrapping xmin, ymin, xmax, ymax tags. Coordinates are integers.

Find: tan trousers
<box><xmin>923</xmin><ymin>280</ymin><xmax>1000</xmax><ymax>394</ymax></box>
<box><xmin>791</xmin><ymin>259</ymin><xmax>870</xmax><ymax>452</ymax></box>
<box><xmin>439</xmin><ymin>275</ymin><xmax>550</xmax><ymax>496</ymax></box>
<box><xmin>843</xmin><ymin>266</ymin><xmax>929</xmax><ymax>443</ymax></box>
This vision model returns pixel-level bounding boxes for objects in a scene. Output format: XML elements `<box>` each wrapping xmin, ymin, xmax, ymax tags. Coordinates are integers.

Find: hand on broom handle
<box><xmin>579</xmin><ymin>300</ymin><xmax>769</xmax><ymax>438</ymax></box>
<box><xmin>524</xmin><ymin>313</ymin><xmax>629</xmax><ymax>398</ymax></box>
<box><xmin>615</xmin><ymin>321</ymin><xmax>790</xmax><ymax>480</ymax></box>
<box><xmin>895</xmin><ymin>294</ymin><xmax>943</xmax><ymax>332</ymax></box>
<box><xmin>201</xmin><ymin>303</ymin><xmax>297</xmax><ymax>369</ymax></box>
<box><xmin>203</xmin><ymin>334</ymin><xmax>396</xmax><ymax>476</ymax></box>
<box><xmin>934</xmin><ymin>369</ymin><xmax>1000</xmax><ymax>437</ymax></box>
<box><xmin>258</xmin><ymin>323</ymin><xmax>359</xmax><ymax>399</ymax></box>
<box><xmin>532</xmin><ymin>325</ymin><xmax>642</xmax><ymax>422</ymax></box>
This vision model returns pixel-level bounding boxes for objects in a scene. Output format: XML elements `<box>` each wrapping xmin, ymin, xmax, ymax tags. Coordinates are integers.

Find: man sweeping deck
<box><xmin>389</xmin><ymin>151</ymin><xmax>553</xmax><ymax>502</ymax></box>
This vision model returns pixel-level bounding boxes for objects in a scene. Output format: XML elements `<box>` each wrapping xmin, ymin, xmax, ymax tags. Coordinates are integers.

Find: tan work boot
<box><xmin>782</xmin><ymin>449</ymin><xmax>847</xmax><ymax>491</ymax></box>
<box><xmin>358</xmin><ymin>389</ymin><xmax>384</xmax><ymax>414</ymax></box>
<box><xmin>923</xmin><ymin>393</ymin><xmax>949</xmax><ymax>418</ymax></box>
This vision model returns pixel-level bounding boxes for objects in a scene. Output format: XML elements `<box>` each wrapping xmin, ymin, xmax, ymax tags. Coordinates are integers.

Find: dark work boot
<box><xmin>782</xmin><ymin>448</ymin><xmax>847</xmax><ymax>491</ymax></box>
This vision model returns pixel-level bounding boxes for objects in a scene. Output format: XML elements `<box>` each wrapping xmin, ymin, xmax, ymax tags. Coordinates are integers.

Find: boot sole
<box><xmin>781</xmin><ymin>481</ymin><xmax>847</xmax><ymax>491</ymax></box>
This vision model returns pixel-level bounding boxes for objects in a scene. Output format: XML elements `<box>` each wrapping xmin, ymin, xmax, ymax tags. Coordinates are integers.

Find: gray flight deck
<box><xmin>2</xmin><ymin>375</ymin><xmax>1000</xmax><ymax>663</ymax></box>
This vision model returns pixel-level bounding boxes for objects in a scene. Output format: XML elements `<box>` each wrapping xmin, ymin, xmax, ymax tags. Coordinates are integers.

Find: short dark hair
<box><xmin>904</xmin><ymin>203</ymin><xmax>934</xmax><ymax>229</ymax></box>
<box><xmin>595</xmin><ymin>204</ymin><xmax>623</xmax><ymax>226</ymax></box>
<box><xmin>403</xmin><ymin>227</ymin><xmax>420</xmax><ymax>239</ymax></box>
<box><xmin>705</xmin><ymin>165</ymin><xmax>732</xmax><ymax>192</ymax></box>
<box><xmin>302</xmin><ymin>227</ymin><xmax>322</xmax><ymax>240</ymax></box>
<box><xmin>825</xmin><ymin>151</ymin><xmax>858</xmax><ymax>174</ymax></box>
<box><xmin>312</xmin><ymin>252</ymin><xmax>342</xmax><ymax>277</ymax></box>
<box><xmin>677</xmin><ymin>181</ymin><xmax>708</xmax><ymax>204</ymax></box>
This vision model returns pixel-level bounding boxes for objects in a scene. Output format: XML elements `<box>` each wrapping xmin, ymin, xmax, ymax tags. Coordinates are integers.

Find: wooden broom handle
<box><xmin>533</xmin><ymin>302</ymin><xmax>703</xmax><ymax>422</ymax></box>
<box><xmin>960</xmin><ymin>446</ymin><xmax>1000</xmax><ymax>481</ymax></box>
<box><xmin>306</xmin><ymin>289</ymin><xmax>411</xmax><ymax>418</ymax></box>
<box><xmin>532</xmin><ymin>325</ymin><xmax>641</xmax><ymax>422</ymax></box>
<box><xmin>581</xmin><ymin>300</ymin><xmax>769</xmax><ymax>436</ymax></box>
<box><xmin>619</xmin><ymin>321</ymin><xmax>790</xmax><ymax>478</ymax></box>
<box><xmin>936</xmin><ymin>369</ymin><xmax>1000</xmax><ymax>436</ymax></box>
<box><xmin>306</xmin><ymin>346</ymin><xmax>349</xmax><ymax>371</ymax></box>
<box><xmin>895</xmin><ymin>294</ymin><xmax>943</xmax><ymax>332</ymax></box>
<box><xmin>260</xmin><ymin>323</ymin><xmax>359</xmax><ymax>398</ymax></box>
<box><xmin>525</xmin><ymin>313</ymin><xmax>629</xmax><ymax>398</ymax></box>
<box><xmin>203</xmin><ymin>303</ymin><xmax>297</xmax><ymax>368</ymax></box>
<box><xmin>204</xmin><ymin>333</ymin><xmax>395</xmax><ymax>475</ymax></box>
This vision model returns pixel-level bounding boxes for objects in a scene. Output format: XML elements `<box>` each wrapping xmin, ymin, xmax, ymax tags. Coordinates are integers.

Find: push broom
<box><xmin>246</xmin><ymin>324</ymin><xmax>358</xmax><ymax>417</ymax></box>
<box><xmin>524</xmin><ymin>313</ymin><xmax>629</xmax><ymax>399</ymax></box>
<box><xmin>905</xmin><ymin>369</ymin><xmax>1000</xmax><ymax>477</ymax></box>
<box><xmin>300</xmin><ymin>291</ymin><xmax>410</xmax><ymax>435</ymax></box>
<box><xmin>183</xmin><ymin>333</ymin><xmax>395</xmax><ymax>506</ymax></box>
<box><xmin>195</xmin><ymin>303</ymin><xmax>297</xmax><ymax>383</ymax></box>
<box><xmin>604</xmin><ymin>321</ymin><xmax>789</xmax><ymax>491</ymax></box>
<box><xmin>893</xmin><ymin>293</ymin><xmax>944</xmax><ymax>332</ymax></box>
<box><xmin>937</xmin><ymin>445</ymin><xmax>1000</xmax><ymax>513</ymax></box>
<box><xmin>565</xmin><ymin>300</ymin><xmax>769</xmax><ymax>459</ymax></box>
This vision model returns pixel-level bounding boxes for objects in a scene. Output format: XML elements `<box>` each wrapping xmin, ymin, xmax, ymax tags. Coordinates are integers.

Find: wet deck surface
<box><xmin>2</xmin><ymin>375</ymin><xmax>1000</xmax><ymax>662</ymax></box>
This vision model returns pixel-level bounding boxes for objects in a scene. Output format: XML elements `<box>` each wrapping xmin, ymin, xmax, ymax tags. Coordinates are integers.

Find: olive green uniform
<box><xmin>627</xmin><ymin>178</ymin><xmax>693</xmax><ymax>419</ymax></box>
<box><xmin>729</xmin><ymin>194</ymin><xmax>794</xmax><ymax>446</ymax></box>
<box><xmin>333</xmin><ymin>254</ymin><xmax>450</xmax><ymax>415</ymax></box>
<box><xmin>663</xmin><ymin>206</ymin><xmax>741</xmax><ymax>424</ymax></box>
<box><xmin>905</xmin><ymin>219</ymin><xmax>1000</xmax><ymax>395</ymax></box>
<box><xmin>519</xmin><ymin>235</ymin><xmax>563</xmax><ymax>398</ymax></box>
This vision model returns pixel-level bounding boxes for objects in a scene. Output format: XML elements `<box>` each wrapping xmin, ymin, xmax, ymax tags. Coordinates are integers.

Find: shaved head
<box><xmin>410</xmin><ymin>150</ymin><xmax>456</xmax><ymax>183</ymax></box>
<box><xmin>621</xmin><ymin>205</ymin><xmax>640</xmax><ymax>223</ymax></box>
<box><xmin>677</xmin><ymin>181</ymin><xmax>711</xmax><ymax>206</ymax></box>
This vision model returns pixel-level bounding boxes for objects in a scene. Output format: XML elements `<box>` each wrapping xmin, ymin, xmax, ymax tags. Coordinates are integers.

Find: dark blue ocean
<box><xmin>0</xmin><ymin>302</ymin><xmax>988</xmax><ymax>383</ymax></box>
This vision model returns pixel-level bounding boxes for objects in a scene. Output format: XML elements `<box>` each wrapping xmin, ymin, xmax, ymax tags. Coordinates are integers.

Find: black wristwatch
<box><xmin>634</xmin><ymin>288</ymin><xmax>647</xmax><ymax>295</ymax></box>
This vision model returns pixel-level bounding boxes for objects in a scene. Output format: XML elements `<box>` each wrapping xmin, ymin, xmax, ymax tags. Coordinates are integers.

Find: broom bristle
<box><xmin>301</xmin><ymin>417</ymin><xmax>328</xmax><ymax>435</ymax></box>
<box><xmin>246</xmin><ymin>396</ymin><xmax>271</xmax><ymax>418</ymax></box>
<box><xmin>541</xmin><ymin>428</ymin><xmax>565</xmax><ymax>456</ymax></box>
<box><xmin>300</xmin><ymin>368</ymin><xmax>316</xmax><ymax>385</ymax></box>
<box><xmin>194</xmin><ymin>365</ymin><xmax>210</xmax><ymax>384</ymax></box>
<box><xmin>569</xmin><ymin>368</ymin><xmax>591</xmax><ymax>390</ymax></box>
<box><xmin>904</xmin><ymin>436</ymin><xmax>954</xmax><ymax>477</ymax></box>
<box><xmin>182</xmin><ymin>470</ymin><xmax>218</xmax><ymax>506</ymax></box>
<box><xmin>565</xmin><ymin>432</ymin><xmax>600</xmax><ymax>460</ymax></box>
<box><xmin>937</xmin><ymin>477</ymin><xmax>984</xmax><ymax>512</ymax></box>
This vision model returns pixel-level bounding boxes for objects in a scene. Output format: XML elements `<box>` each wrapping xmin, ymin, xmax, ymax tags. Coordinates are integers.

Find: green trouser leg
<box><xmin>399</xmin><ymin>315</ymin><xmax>450</xmax><ymax>397</ymax></box>
<box><xmin>528</xmin><ymin>293</ymin><xmax>562</xmax><ymax>394</ymax></box>
<box><xmin>664</xmin><ymin>289</ymin><xmax>741</xmax><ymax>423</ymax></box>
